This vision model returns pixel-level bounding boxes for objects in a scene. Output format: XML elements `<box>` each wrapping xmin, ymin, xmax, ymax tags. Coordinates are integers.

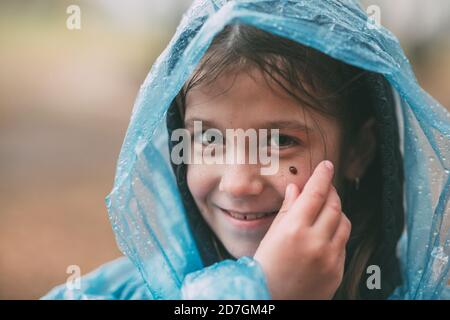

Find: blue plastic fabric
<box><xmin>42</xmin><ymin>257</ymin><xmax>153</xmax><ymax>300</ymax></box>
<box><xmin>43</xmin><ymin>0</ymin><xmax>449</xmax><ymax>300</ymax></box>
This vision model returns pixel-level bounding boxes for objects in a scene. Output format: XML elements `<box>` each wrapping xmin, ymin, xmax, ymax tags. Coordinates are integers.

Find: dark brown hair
<box><xmin>173</xmin><ymin>24</ymin><xmax>390</xmax><ymax>299</ymax></box>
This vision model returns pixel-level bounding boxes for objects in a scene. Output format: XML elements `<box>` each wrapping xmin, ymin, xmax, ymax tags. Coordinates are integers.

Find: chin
<box><xmin>222</xmin><ymin>240</ymin><xmax>260</xmax><ymax>259</ymax></box>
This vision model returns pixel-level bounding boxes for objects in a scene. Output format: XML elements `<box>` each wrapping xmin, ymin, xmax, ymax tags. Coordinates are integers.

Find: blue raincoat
<box><xmin>43</xmin><ymin>0</ymin><xmax>450</xmax><ymax>300</ymax></box>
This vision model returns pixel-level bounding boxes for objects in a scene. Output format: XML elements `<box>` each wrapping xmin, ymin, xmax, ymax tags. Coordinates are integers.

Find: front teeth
<box><xmin>227</xmin><ymin>211</ymin><xmax>274</xmax><ymax>221</ymax></box>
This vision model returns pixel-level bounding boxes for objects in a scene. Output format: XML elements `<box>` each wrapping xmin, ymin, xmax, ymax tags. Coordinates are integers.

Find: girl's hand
<box><xmin>254</xmin><ymin>160</ymin><xmax>351</xmax><ymax>300</ymax></box>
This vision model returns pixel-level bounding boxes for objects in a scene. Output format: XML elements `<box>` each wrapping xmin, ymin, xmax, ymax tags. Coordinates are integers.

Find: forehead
<box><xmin>186</xmin><ymin>69</ymin><xmax>296</xmax><ymax>114</ymax></box>
<box><xmin>184</xmin><ymin>68</ymin><xmax>337</xmax><ymax>131</ymax></box>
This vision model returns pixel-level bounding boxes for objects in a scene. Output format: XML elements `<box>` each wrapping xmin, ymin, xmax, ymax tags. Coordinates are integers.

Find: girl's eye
<box><xmin>269</xmin><ymin>134</ymin><xmax>299</xmax><ymax>149</ymax></box>
<box><xmin>197</xmin><ymin>129</ymin><xmax>224</xmax><ymax>146</ymax></box>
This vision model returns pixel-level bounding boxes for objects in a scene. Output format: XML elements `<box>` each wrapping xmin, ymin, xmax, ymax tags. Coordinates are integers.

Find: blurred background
<box><xmin>0</xmin><ymin>0</ymin><xmax>449</xmax><ymax>299</ymax></box>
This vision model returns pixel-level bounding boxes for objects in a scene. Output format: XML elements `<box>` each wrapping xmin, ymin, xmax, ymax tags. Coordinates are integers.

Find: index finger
<box><xmin>288</xmin><ymin>160</ymin><xmax>334</xmax><ymax>226</ymax></box>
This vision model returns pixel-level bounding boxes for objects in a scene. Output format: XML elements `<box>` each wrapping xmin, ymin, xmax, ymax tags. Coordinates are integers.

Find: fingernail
<box><xmin>324</xmin><ymin>160</ymin><xmax>334</xmax><ymax>171</ymax></box>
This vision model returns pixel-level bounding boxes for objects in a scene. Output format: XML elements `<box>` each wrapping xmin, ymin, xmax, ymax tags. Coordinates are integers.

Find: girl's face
<box><xmin>185</xmin><ymin>68</ymin><xmax>344</xmax><ymax>258</ymax></box>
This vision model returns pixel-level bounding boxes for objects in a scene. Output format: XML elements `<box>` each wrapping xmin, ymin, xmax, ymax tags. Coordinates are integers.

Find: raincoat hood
<box><xmin>44</xmin><ymin>0</ymin><xmax>450</xmax><ymax>300</ymax></box>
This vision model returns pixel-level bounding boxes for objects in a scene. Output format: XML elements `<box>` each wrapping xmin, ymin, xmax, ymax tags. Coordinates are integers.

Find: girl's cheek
<box><xmin>186</xmin><ymin>165</ymin><xmax>203</xmax><ymax>200</ymax></box>
<box><xmin>274</xmin><ymin>151</ymin><xmax>342</xmax><ymax>196</ymax></box>
<box><xmin>271</xmin><ymin>160</ymin><xmax>311</xmax><ymax>196</ymax></box>
<box><xmin>186</xmin><ymin>164</ymin><xmax>216</xmax><ymax>202</ymax></box>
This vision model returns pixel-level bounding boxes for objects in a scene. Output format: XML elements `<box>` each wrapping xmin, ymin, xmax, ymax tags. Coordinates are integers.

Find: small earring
<box><xmin>354</xmin><ymin>177</ymin><xmax>360</xmax><ymax>191</ymax></box>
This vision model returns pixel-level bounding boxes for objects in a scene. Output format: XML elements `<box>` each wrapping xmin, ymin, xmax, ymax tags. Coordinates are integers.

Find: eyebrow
<box><xmin>184</xmin><ymin>118</ymin><xmax>313</xmax><ymax>132</ymax></box>
<box><xmin>264</xmin><ymin>120</ymin><xmax>313</xmax><ymax>132</ymax></box>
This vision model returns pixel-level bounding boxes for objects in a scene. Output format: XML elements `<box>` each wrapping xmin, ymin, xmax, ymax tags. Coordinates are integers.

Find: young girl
<box><xmin>44</xmin><ymin>0</ymin><xmax>449</xmax><ymax>300</ymax></box>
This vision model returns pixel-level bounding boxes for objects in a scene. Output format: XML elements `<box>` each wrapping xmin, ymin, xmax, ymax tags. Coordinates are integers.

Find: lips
<box><xmin>219</xmin><ymin>206</ymin><xmax>278</xmax><ymax>221</ymax></box>
<box><xmin>226</xmin><ymin>210</ymin><xmax>277</xmax><ymax>221</ymax></box>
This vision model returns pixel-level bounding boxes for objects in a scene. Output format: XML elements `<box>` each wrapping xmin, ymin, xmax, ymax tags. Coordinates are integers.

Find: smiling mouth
<box><xmin>220</xmin><ymin>208</ymin><xmax>278</xmax><ymax>221</ymax></box>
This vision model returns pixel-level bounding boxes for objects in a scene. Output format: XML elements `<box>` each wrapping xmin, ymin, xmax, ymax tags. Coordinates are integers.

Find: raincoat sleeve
<box><xmin>41</xmin><ymin>256</ymin><xmax>270</xmax><ymax>300</ymax></box>
<box><xmin>180</xmin><ymin>257</ymin><xmax>271</xmax><ymax>299</ymax></box>
<box><xmin>41</xmin><ymin>257</ymin><xmax>153</xmax><ymax>300</ymax></box>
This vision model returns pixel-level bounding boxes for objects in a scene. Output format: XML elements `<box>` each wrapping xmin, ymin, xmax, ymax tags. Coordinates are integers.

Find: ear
<box><xmin>343</xmin><ymin>118</ymin><xmax>377</xmax><ymax>181</ymax></box>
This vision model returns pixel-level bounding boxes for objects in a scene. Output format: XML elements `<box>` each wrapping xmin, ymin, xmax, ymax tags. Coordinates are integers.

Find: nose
<box><xmin>218</xmin><ymin>164</ymin><xmax>264</xmax><ymax>197</ymax></box>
